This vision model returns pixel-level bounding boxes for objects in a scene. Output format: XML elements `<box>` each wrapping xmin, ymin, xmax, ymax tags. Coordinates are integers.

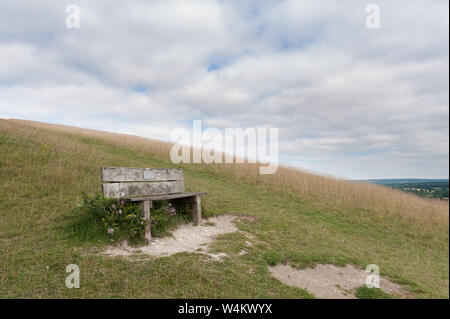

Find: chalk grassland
<box><xmin>0</xmin><ymin>118</ymin><xmax>448</xmax><ymax>298</ymax></box>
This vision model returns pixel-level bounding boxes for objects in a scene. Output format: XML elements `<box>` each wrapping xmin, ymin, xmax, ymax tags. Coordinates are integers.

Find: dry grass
<box><xmin>0</xmin><ymin>118</ymin><xmax>448</xmax><ymax>298</ymax></box>
<box><xmin>8</xmin><ymin>118</ymin><xmax>447</xmax><ymax>230</ymax></box>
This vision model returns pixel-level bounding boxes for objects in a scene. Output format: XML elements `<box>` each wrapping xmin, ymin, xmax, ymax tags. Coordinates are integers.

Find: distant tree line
<box><xmin>386</xmin><ymin>181</ymin><xmax>449</xmax><ymax>200</ymax></box>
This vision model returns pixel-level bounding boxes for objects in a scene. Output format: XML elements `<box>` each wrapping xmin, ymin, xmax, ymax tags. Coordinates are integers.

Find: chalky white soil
<box><xmin>103</xmin><ymin>215</ymin><xmax>407</xmax><ymax>298</ymax></box>
<box><xmin>269</xmin><ymin>263</ymin><xmax>407</xmax><ymax>299</ymax></box>
<box><xmin>103</xmin><ymin>214</ymin><xmax>238</xmax><ymax>260</ymax></box>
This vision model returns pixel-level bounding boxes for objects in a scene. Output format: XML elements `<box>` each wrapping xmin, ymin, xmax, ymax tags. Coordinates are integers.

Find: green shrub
<box><xmin>73</xmin><ymin>193</ymin><xmax>146</xmax><ymax>244</ymax></box>
<box><xmin>72</xmin><ymin>193</ymin><xmax>193</xmax><ymax>244</ymax></box>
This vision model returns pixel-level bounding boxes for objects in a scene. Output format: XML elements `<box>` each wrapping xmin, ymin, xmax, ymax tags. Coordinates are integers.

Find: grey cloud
<box><xmin>0</xmin><ymin>0</ymin><xmax>448</xmax><ymax>178</ymax></box>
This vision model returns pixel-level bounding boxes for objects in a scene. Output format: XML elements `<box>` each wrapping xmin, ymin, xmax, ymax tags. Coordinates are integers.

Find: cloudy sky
<box><xmin>0</xmin><ymin>0</ymin><xmax>448</xmax><ymax>179</ymax></box>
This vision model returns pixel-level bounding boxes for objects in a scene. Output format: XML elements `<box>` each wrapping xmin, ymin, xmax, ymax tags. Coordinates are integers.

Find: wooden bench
<box><xmin>101</xmin><ymin>167</ymin><xmax>205</xmax><ymax>242</ymax></box>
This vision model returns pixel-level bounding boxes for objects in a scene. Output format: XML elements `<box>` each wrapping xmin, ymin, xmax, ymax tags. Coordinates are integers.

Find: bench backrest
<box><xmin>101</xmin><ymin>167</ymin><xmax>185</xmax><ymax>199</ymax></box>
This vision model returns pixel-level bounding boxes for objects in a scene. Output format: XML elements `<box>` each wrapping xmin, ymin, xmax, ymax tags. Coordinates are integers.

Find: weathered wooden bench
<box><xmin>101</xmin><ymin>167</ymin><xmax>205</xmax><ymax>242</ymax></box>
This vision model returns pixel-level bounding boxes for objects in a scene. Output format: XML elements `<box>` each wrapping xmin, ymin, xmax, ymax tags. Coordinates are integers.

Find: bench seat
<box><xmin>129</xmin><ymin>192</ymin><xmax>206</xmax><ymax>202</ymax></box>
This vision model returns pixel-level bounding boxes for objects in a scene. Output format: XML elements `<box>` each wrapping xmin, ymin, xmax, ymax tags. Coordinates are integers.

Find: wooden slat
<box><xmin>101</xmin><ymin>167</ymin><xmax>183</xmax><ymax>182</ymax></box>
<box><xmin>102</xmin><ymin>181</ymin><xmax>185</xmax><ymax>198</ymax></box>
<box><xmin>129</xmin><ymin>192</ymin><xmax>206</xmax><ymax>201</ymax></box>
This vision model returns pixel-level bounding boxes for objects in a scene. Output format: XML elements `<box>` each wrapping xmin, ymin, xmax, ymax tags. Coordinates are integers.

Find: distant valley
<box><xmin>360</xmin><ymin>179</ymin><xmax>449</xmax><ymax>200</ymax></box>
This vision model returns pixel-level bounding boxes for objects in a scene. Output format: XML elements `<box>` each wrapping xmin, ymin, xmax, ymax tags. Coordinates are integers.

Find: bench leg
<box><xmin>141</xmin><ymin>200</ymin><xmax>152</xmax><ymax>242</ymax></box>
<box><xmin>191</xmin><ymin>195</ymin><xmax>201</xmax><ymax>226</ymax></box>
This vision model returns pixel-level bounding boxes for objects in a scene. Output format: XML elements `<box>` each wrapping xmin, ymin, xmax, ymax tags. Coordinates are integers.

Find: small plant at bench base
<box><xmin>73</xmin><ymin>193</ymin><xmax>146</xmax><ymax>245</ymax></box>
<box><xmin>73</xmin><ymin>194</ymin><xmax>193</xmax><ymax>244</ymax></box>
<box><xmin>150</xmin><ymin>200</ymin><xmax>193</xmax><ymax>237</ymax></box>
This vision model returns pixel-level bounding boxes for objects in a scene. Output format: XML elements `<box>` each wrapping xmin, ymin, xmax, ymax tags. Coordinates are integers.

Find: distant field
<box><xmin>0</xmin><ymin>119</ymin><xmax>448</xmax><ymax>298</ymax></box>
<box><xmin>361</xmin><ymin>179</ymin><xmax>449</xmax><ymax>200</ymax></box>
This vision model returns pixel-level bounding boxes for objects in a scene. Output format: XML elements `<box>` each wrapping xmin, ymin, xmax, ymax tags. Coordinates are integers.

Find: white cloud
<box><xmin>0</xmin><ymin>0</ymin><xmax>448</xmax><ymax>179</ymax></box>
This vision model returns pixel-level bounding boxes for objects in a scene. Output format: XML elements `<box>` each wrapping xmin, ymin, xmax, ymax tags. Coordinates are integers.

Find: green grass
<box><xmin>355</xmin><ymin>286</ymin><xmax>393</xmax><ymax>299</ymax></box>
<box><xmin>0</xmin><ymin>119</ymin><xmax>448</xmax><ymax>298</ymax></box>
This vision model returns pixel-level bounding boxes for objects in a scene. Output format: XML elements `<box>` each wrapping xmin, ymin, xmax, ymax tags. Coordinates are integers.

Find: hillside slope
<box><xmin>0</xmin><ymin>119</ymin><xmax>448</xmax><ymax>298</ymax></box>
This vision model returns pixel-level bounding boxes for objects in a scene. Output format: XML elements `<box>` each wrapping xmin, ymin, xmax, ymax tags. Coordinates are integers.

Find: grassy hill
<box><xmin>0</xmin><ymin>119</ymin><xmax>448</xmax><ymax>298</ymax></box>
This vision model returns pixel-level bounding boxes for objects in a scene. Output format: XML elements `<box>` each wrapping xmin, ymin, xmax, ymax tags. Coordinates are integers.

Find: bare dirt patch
<box><xmin>103</xmin><ymin>214</ymin><xmax>239</xmax><ymax>260</ymax></box>
<box><xmin>269</xmin><ymin>264</ymin><xmax>407</xmax><ymax>299</ymax></box>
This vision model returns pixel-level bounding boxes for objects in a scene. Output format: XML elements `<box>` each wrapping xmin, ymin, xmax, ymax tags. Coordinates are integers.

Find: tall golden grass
<box><xmin>5</xmin><ymin>118</ymin><xmax>449</xmax><ymax>229</ymax></box>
